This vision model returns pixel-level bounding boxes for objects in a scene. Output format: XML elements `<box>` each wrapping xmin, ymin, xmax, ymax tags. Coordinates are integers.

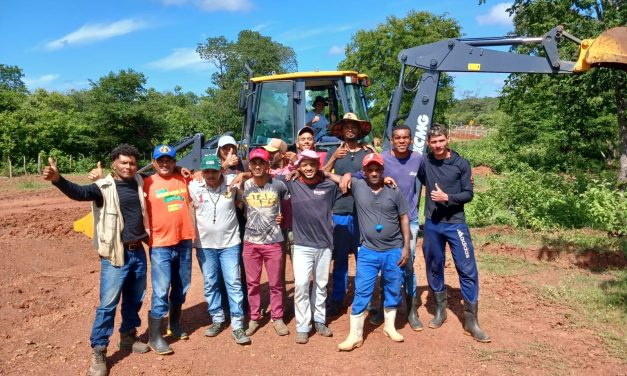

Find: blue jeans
<box><xmin>196</xmin><ymin>244</ymin><xmax>245</xmax><ymax>330</ymax></box>
<box><xmin>331</xmin><ymin>213</ymin><xmax>361</xmax><ymax>303</ymax></box>
<box><xmin>403</xmin><ymin>220</ymin><xmax>419</xmax><ymax>298</ymax></box>
<box><xmin>90</xmin><ymin>248</ymin><xmax>147</xmax><ymax>347</ymax></box>
<box><xmin>351</xmin><ymin>246</ymin><xmax>404</xmax><ymax>315</ymax></box>
<box><xmin>423</xmin><ymin>219</ymin><xmax>479</xmax><ymax>303</ymax></box>
<box><xmin>150</xmin><ymin>239</ymin><xmax>193</xmax><ymax>318</ymax></box>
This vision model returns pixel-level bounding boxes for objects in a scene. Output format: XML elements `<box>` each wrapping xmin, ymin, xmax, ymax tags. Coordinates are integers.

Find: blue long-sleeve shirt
<box><xmin>418</xmin><ymin>149</ymin><xmax>473</xmax><ymax>224</ymax></box>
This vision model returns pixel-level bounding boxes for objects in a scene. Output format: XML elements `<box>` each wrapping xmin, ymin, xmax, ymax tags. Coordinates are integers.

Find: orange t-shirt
<box><xmin>144</xmin><ymin>173</ymin><xmax>195</xmax><ymax>247</ymax></box>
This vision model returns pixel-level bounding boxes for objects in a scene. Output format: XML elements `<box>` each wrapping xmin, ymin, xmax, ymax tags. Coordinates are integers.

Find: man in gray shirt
<box><xmin>338</xmin><ymin>153</ymin><xmax>411</xmax><ymax>351</ymax></box>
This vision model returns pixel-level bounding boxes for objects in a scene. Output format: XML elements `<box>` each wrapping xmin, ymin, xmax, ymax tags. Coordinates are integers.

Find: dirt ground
<box><xmin>0</xmin><ymin>175</ymin><xmax>625</xmax><ymax>376</ymax></box>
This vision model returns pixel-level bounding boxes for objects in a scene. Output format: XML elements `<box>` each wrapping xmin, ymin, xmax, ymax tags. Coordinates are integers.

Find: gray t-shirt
<box><xmin>284</xmin><ymin>177</ymin><xmax>342</xmax><ymax>249</ymax></box>
<box><xmin>242</xmin><ymin>177</ymin><xmax>290</xmax><ymax>244</ymax></box>
<box><xmin>324</xmin><ymin>147</ymin><xmax>372</xmax><ymax>214</ymax></box>
<box><xmin>351</xmin><ymin>178</ymin><xmax>409</xmax><ymax>251</ymax></box>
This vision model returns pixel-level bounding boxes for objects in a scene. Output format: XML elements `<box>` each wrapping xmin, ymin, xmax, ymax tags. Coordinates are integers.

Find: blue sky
<box><xmin>1</xmin><ymin>0</ymin><xmax>514</xmax><ymax>98</ymax></box>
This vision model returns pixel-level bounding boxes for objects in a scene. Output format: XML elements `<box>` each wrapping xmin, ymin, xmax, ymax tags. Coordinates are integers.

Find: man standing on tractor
<box><xmin>323</xmin><ymin>113</ymin><xmax>373</xmax><ymax>316</ymax></box>
<box><xmin>419</xmin><ymin>124</ymin><xmax>490</xmax><ymax>343</ymax></box>
<box><xmin>43</xmin><ymin>144</ymin><xmax>150</xmax><ymax>376</ymax></box>
<box><xmin>144</xmin><ymin>145</ymin><xmax>195</xmax><ymax>355</ymax></box>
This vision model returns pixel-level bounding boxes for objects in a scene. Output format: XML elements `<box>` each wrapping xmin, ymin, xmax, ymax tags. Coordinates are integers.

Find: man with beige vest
<box><xmin>43</xmin><ymin>144</ymin><xmax>150</xmax><ymax>376</ymax></box>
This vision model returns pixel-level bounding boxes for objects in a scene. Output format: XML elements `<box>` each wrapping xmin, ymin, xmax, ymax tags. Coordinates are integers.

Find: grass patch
<box><xmin>534</xmin><ymin>270</ymin><xmax>627</xmax><ymax>360</ymax></box>
<box><xmin>16</xmin><ymin>178</ymin><xmax>47</xmax><ymax>191</ymax></box>
<box><xmin>541</xmin><ymin>230</ymin><xmax>626</xmax><ymax>254</ymax></box>
<box><xmin>477</xmin><ymin>253</ymin><xmax>540</xmax><ymax>277</ymax></box>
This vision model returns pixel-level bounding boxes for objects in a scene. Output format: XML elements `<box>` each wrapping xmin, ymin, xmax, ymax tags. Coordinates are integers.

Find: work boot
<box><xmin>407</xmin><ymin>295</ymin><xmax>424</xmax><ymax>332</ymax></box>
<box><xmin>167</xmin><ymin>304</ymin><xmax>189</xmax><ymax>340</ymax></box>
<box><xmin>326</xmin><ymin>300</ymin><xmax>342</xmax><ymax>317</ymax></box>
<box><xmin>463</xmin><ymin>301</ymin><xmax>491</xmax><ymax>343</ymax></box>
<box><xmin>368</xmin><ymin>287</ymin><xmax>384</xmax><ymax>326</ymax></box>
<box><xmin>204</xmin><ymin>322</ymin><xmax>225</xmax><ymax>337</ymax></box>
<box><xmin>314</xmin><ymin>322</ymin><xmax>333</xmax><ymax>337</ymax></box>
<box><xmin>119</xmin><ymin>328</ymin><xmax>149</xmax><ymax>353</ymax></box>
<box><xmin>338</xmin><ymin>312</ymin><xmax>365</xmax><ymax>351</ymax></box>
<box><xmin>245</xmin><ymin>320</ymin><xmax>260</xmax><ymax>336</ymax></box>
<box><xmin>273</xmin><ymin>319</ymin><xmax>290</xmax><ymax>336</ymax></box>
<box><xmin>382</xmin><ymin>308</ymin><xmax>404</xmax><ymax>342</ymax></box>
<box><xmin>148</xmin><ymin>313</ymin><xmax>173</xmax><ymax>355</ymax></box>
<box><xmin>88</xmin><ymin>345</ymin><xmax>107</xmax><ymax>376</ymax></box>
<box><xmin>295</xmin><ymin>332</ymin><xmax>309</xmax><ymax>344</ymax></box>
<box><xmin>429</xmin><ymin>290</ymin><xmax>448</xmax><ymax>329</ymax></box>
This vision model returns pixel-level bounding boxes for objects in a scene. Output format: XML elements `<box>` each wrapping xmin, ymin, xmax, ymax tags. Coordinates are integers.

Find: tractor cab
<box><xmin>239</xmin><ymin>71</ymin><xmax>370</xmax><ymax>156</ymax></box>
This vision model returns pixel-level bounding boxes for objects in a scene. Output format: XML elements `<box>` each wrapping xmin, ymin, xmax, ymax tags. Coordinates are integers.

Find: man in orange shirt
<box><xmin>144</xmin><ymin>145</ymin><xmax>195</xmax><ymax>355</ymax></box>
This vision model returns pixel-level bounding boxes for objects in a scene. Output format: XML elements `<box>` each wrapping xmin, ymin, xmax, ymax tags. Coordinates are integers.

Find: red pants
<box><xmin>242</xmin><ymin>241</ymin><xmax>284</xmax><ymax>321</ymax></box>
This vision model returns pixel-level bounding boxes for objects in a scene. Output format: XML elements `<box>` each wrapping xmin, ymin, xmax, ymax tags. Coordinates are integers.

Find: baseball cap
<box><xmin>263</xmin><ymin>138</ymin><xmax>288</xmax><ymax>153</ymax></box>
<box><xmin>201</xmin><ymin>155</ymin><xmax>221</xmax><ymax>170</ymax></box>
<box><xmin>295</xmin><ymin>149</ymin><xmax>320</xmax><ymax>167</ymax></box>
<box><xmin>218</xmin><ymin>135</ymin><xmax>237</xmax><ymax>148</ymax></box>
<box><xmin>297</xmin><ymin>126</ymin><xmax>315</xmax><ymax>137</ymax></box>
<box><xmin>249</xmin><ymin>148</ymin><xmax>270</xmax><ymax>162</ymax></box>
<box><xmin>153</xmin><ymin>145</ymin><xmax>176</xmax><ymax>160</ymax></box>
<box><xmin>362</xmin><ymin>153</ymin><xmax>384</xmax><ymax>168</ymax></box>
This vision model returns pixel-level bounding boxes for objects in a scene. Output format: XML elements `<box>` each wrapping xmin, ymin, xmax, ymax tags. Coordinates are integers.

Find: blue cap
<box><xmin>153</xmin><ymin>145</ymin><xmax>176</xmax><ymax>160</ymax></box>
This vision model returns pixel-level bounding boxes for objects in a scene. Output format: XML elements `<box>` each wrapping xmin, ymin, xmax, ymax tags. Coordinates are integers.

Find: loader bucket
<box><xmin>73</xmin><ymin>212</ymin><xmax>94</xmax><ymax>239</ymax></box>
<box><xmin>574</xmin><ymin>27</ymin><xmax>627</xmax><ymax>72</ymax></box>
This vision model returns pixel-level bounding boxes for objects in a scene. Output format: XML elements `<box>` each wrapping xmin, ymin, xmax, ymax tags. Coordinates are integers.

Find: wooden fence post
<box><xmin>23</xmin><ymin>156</ymin><xmax>27</xmax><ymax>176</ymax></box>
<box><xmin>38</xmin><ymin>154</ymin><xmax>42</xmax><ymax>175</ymax></box>
<box><xmin>8</xmin><ymin>157</ymin><xmax>12</xmax><ymax>179</ymax></box>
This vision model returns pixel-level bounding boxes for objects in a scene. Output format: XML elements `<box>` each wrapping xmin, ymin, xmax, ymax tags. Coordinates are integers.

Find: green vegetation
<box><xmin>476</xmin><ymin>253</ymin><xmax>540</xmax><ymax>277</ymax></box>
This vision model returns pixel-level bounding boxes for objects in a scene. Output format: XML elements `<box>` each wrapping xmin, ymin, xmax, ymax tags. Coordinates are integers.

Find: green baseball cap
<box><xmin>201</xmin><ymin>155</ymin><xmax>221</xmax><ymax>170</ymax></box>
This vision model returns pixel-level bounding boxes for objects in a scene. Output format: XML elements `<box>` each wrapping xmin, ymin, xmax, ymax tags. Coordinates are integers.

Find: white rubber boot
<box><xmin>383</xmin><ymin>308</ymin><xmax>404</xmax><ymax>342</ymax></box>
<box><xmin>338</xmin><ymin>312</ymin><xmax>365</xmax><ymax>351</ymax></box>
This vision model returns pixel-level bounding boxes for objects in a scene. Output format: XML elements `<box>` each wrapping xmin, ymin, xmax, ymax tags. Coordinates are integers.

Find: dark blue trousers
<box><xmin>422</xmin><ymin>219</ymin><xmax>479</xmax><ymax>303</ymax></box>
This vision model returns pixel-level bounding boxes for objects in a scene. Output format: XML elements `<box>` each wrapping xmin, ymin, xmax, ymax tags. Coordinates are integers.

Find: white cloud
<box><xmin>23</xmin><ymin>74</ymin><xmax>60</xmax><ymax>88</ymax></box>
<box><xmin>162</xmin><ymin>0</ymin><xmax>252</xmax><ymax>11</ymax></box>
<box><xmin>476</xmin><ymin>3</ymin><xmax>513</xmax><ymax>26</ymax></box>
<box><xmin>45</xmin><ymin>19</ymin><xmax>148</xmax><ymax>51</ymax></box>
<box><xmin>328</xmin><ymin>45</ymin><xmax>343</xmax><ymax>56</ymax></box>
<box><xmin>278</xmin><ymin>25</ymin><xmax>352</xmax><ymax>43</ymax></box>
<box><xmin>251</xmin><ymin>23</ymin><xmax>270</xmax><ymax>32</ymax></box>
<box><xmin>146</xmin><ymin>48</ymin><xmax>211</xmax><ymax>71</ymax></box>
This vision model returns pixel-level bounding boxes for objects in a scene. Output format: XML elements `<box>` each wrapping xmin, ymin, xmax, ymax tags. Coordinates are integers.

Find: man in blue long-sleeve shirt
<box><xmin>418</xmin><ymin>124</ymin><xmax>491</xmax><ymax>343</ymax></box>
<box><xmin>43</xmin><ymin>144</ymin><xmax>150</xmax><ymax>376</ymax></box>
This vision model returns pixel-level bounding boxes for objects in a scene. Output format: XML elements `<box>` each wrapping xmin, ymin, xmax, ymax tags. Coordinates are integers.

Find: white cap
<box><xmin>218</xmin><ymin>135</ymin><xmax>237</xmax><ymax>148</ymax></box>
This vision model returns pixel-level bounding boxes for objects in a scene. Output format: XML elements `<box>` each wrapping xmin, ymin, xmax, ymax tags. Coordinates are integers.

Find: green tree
<box><xmin>197</xmin><ymin>30</ymin><xmax>298</xmax><ymax>136</ymax></box>
<box><xmin>338</xmin><ymin>11</ymin><xmax>461</xmax><ymax>137</ymax></box>
<box><xmin>486</xmin><ymin>1</ymin><xmax>626</xmax><ymax>181</ymax></box>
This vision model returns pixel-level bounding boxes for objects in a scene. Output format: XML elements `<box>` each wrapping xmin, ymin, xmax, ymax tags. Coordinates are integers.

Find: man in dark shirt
<box><xmin>418</xmin><ymin>124</ymin><xmax>491</xmax><ymax>343</ymax></box>
<box><xmin>43</xmin><ymin>144</ymin><xmax>149</xmax><ymax>376</ymax></box>
<box><xmin>323</xmin><ymin>112</ymin><xmax>373</xmax><ymax>316</ymax></box>
<box><xmin>338</xmin><ymin>153</ymin><xmax>410</xmax><ymax>351</ymax></box>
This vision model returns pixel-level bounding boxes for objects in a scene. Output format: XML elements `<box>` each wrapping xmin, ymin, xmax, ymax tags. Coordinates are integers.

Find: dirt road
<box><xmin>0</xmin><ymin>176</ymin><xmax>624</xmax><ymax>375</ymax></box>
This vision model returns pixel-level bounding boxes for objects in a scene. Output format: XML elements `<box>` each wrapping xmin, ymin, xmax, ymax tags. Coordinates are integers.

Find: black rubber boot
<box><xmin>148</xmin><ymin>313</ymin><xmax>173</xmax><ymax>355</ymax></box>
<box><xmin>463</xmin><ymin>301</ymin><xmax>491</xmax><ymax>343</ymax></box>
<box><xmin>407</xmin><ymin>295</ymin><xmax>424</xmax><ymax>331</ymax></box>
<box><xmin>368</xmin><ymin>286</ymin><xmax>384</xmax><ymax>326</ymax></box>
<box><xmin>428</xmin><ymin>290</ymin><xmax>447</xmax><ymax>329</ymax></box>
<box><xmin>167</xmin><ymin>305</ymin><xmax>189</xmax><ymax>340</ymax></box>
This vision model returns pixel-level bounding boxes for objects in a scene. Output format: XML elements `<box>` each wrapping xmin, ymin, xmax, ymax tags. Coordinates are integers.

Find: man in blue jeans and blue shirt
<box><xmin>188</xmin><ymin>155</ymin><xmax>250</xmax><ymax>345</ymax></box>
<box><xmin>338</xmin><ymin>153</ymin><xmax>411</xmax><ymax>351</ymax></box>
<box><xmin>418</xmin><ymin>124</ymin><xmax>490</xmax><ymax>343</ymax></box>
<box><xmin>43</xmin><ymin>144</ymin><xmax>150</xmax><ymax>376</ymax></box>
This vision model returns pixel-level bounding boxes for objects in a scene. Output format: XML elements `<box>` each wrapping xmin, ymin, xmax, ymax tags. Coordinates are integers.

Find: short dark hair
<box><xmin>392</xmin><ymin>124</ymin><xmax>413</xmax><ymax>138</ymax></box>
<box><xmin>110</xmin><ymin>144</ymin><xmax>140</xmax><ymax>162</ymax></box>
<box><xmin>428</xmin><ymin>124</ymin><xmax>448</xmax><ymax>139</ymax></box>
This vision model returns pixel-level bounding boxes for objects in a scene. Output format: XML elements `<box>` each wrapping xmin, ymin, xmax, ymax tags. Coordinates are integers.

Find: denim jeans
<box><xmin>331</xmin><ymin>213</ymin><xmax>360</xmax><ymax>303</ymax></box>
<box><xmin>150</xmin><ymin>239</ymin><xmax>193</xmax><ymax>318</ymax></box>
<box><xmin>90</xmin><ymin>248</ymin><xmax>147</xmax><ymax>348</ymax></box>
<box><xmin>351</xmin><ymin>246</ymin><xmax>404</xmax><ymax>315</ymax></box>
<box><xmin>196</xmin><ymin>244</ymin><xmax>245</xmax><ymax>330</ymax></box>
<box><xmin>293</xmin><ymin>245</ymin><xmax>332</xmax><ymax>333</ymax></box>
<box><xmin>403</xmin><ymin>220</ymin><xmax>419</xmax><ymax>298</ymax></box>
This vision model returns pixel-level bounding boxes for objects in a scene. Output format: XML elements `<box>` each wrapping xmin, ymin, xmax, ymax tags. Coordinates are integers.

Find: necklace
<box><xmin>206</xmin><ymin>185</ymin><xmax>221</xmax><ymax>224</ymax></box>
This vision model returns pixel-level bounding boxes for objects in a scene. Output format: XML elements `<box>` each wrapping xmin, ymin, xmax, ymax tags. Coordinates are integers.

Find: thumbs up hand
<box><xmin>88</xmin><ymin>161</ymin><xmax>104</xmax><ymax>181</ymax></box>
<box><xmin>430</xmin><ymin>182</ymin><xmax>449</xmax><ymax>202</ymax></box>
<box><xmin>43</xmin><ymin>157</ymin><xmax>61</xmax><ymax>183</ymax></box>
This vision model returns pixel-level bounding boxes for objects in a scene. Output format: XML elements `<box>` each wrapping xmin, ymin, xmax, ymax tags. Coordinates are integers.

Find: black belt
<box><xmin>124</xmin><ymin>240</ymin><xmax>143</xmax><ymax>251</ymax></box>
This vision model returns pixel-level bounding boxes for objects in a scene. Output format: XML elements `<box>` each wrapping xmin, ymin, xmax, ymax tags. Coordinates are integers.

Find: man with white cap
<box><xmin>281</xmin><ymin>150</ymin><xmax>343</xmax><ymax>344</ymax></box>
<box><xmin>217</xmin><ymin>135</ymin><xmax>243</xmax><ymax>184</ymax></box>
